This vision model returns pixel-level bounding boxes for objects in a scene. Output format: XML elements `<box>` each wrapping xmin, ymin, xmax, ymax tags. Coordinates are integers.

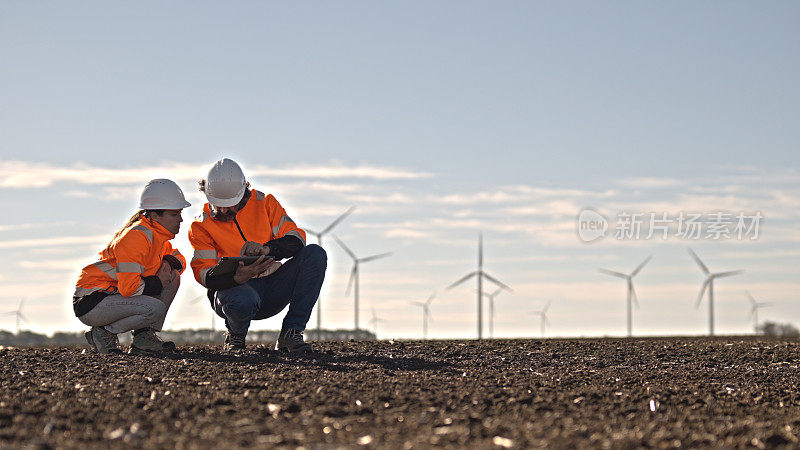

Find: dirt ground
<box><xmin>2</xmin><ymin>336</ymin><xmax>800</xmax><ymax>449</ymax></box>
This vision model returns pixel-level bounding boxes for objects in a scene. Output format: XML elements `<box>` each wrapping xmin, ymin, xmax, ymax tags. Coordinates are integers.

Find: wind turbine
<box><xmin>446</xmin><ymin>233</ymin><xmax>512</xmax><ymax>340</ymax></box>
<box><xmin>305</xmin><ymin>206</ymin><xmax>356</xmax><ymax>333</ymax></box>
<box><xmin>477</xmin><ymin>287</ymin><xmax>505</xmax><ymax>339</ymax></box>
<box><xmin>368</xmin><ymin>308</ymin><xmax>387</xmax><ymax>339</ymax></box>
<box><xmin>530</xmin><ymin>302</ymin><xmax>551</xmax><ymax>337</ymax></box>
<box><xmin>410</xmin><ymin>292</ymin><xmax>436</xmax><ymax>339</ymax></box>
<box><xmin>598</xmin><ymin>255</ymin><xmax>652</xmax><ymax>337</ymax></box>
<box><xmin>3</xmin><ymin>298</ymin><xmax>27</xmax><ymax>334</ymax></box>
<box><xmin>746</xmin><ymin>291</ymin><xmax>772</xmax><ymax>333</ymax></box>
<box><xmin>333</xmin><ymin>235</ymin><xmax>392</xmax><ymax>330</ymax></box>
<box><xmin>689</xmin><ymin>248</ymin><xmax>744</xmax><ymax>336</ymax></box>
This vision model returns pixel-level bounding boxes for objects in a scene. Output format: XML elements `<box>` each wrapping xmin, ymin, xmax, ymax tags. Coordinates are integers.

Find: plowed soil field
<box><xmin>2</xmin><ymin>337</ymin><xmax>800</xmax><ymax>448</ymax></box>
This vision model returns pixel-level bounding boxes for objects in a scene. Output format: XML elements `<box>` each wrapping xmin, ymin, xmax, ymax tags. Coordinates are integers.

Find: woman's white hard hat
<box><xmin>139</xmin><ymin>179</ymin><xmax>192</xmax><ymax>210</ymax></box>
<box><xmin>205</xmin><ymin>158</ymin><xmax>247</xmax><ymax>207</ymax></box>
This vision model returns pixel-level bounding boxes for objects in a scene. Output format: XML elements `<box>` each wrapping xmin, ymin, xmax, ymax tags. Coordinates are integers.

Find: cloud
<box><xmin>18</xmin><ymin>258</ymin><xmax>90</xmax><ymax>271</ymax></box>
<box><xmin>0</xmin><ymin>235</ymin><xmax>107</xmax><ymax>249</ymax></box>
<box><xmin>0</xmin><ymin>160</ymin><xmax>433</xmax><ymax>189</ymax></box>
<box><xmin>0</xmin><ymin>221</ymin><xmax>78</xmax><ymax>232</ymax></box>
<box><xmin>617</xmin><ymin>177</ymin><xmax>686</xmax><ymax>189</ymax></box>
<box><xmin>384</xmin><ymin>228</ymin><xmax>432</xmax><ymax>239</ymax></box>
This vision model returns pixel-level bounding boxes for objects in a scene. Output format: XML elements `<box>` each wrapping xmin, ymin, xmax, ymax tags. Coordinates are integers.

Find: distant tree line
<box><xmin>757</xmin><ymin>321</ymin><xmax>800</xmax><ymax>337</ymax></box>
<box><xmin>0</xmin><ymin>329</ymin><xmax>376</xmax><ymax>347</ymax></box>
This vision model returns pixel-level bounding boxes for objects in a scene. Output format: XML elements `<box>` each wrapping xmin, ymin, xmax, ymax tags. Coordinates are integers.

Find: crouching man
<box><xmin>188</xmin><ymin>158</ymin><xmax>326</xmax><ymax>353</ymax></box>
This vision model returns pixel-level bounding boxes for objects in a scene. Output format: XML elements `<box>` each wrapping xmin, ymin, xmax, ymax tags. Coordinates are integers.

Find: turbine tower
<box><xmin>689</xmin><ymin>248</ymin><xmax>744</xmax><ymax>336</ymax></box>
<box><xmin>410</xmin><ymin>292</ymin><xmax>436</xmax><ymax>339</ymax></box>
<box><xmin>368</xmin><ymin>308</ymin><xmax>386</xmax><ymax>339</ymax></box>
<box><xmin>333</xmin><ymin>235</ymin><xmax>392</xmax><ymax>330</ymax></box>
<box><xmin>598</xmin><ymin>255</ymin><xmax>652</xmax><ymax>337</ymax></box>
<box><xmin>305</xmin><ymin>206</ymin><xmax>356</xmax><ymax>332</ymax></box>
<box><xmin>446</xmin><ymin>233</ymin><xmax>512</xmax><ymax>340</ymax></box>
<box><xmin>746</xmin><ymin>291</ymin><xmax>772</xmax><ymax>333</ymax></box>
<box><xmin>477</xmin><ymin>287</ymin><xmax>505</xmax><ymax>339</ymax></box>
<box><xmin>3</xmin><ymin>298</ymin><xmax>27</xmax><ymax>334</ymax></box>
<box><xmin>530</xmin><ymin>302</ymin><xmax>551</xmax><ymax>337</ymax></box>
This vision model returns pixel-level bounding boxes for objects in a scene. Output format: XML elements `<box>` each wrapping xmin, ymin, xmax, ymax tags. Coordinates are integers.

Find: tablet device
<box><xmin>208</xmin><ymin>256</ymin><xmax>272</xmax><ymax>277</ymax></box>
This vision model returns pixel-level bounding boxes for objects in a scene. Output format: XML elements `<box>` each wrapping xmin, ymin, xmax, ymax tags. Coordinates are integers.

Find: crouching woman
<box><xmin>73</xmin><ymin>179</ymin><xmax>191</xmax><ymax>354</ymax></box>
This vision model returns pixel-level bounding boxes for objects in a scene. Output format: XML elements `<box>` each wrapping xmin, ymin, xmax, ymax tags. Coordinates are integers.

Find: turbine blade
<box><xmin>631</xmin><ymin>283</ymin><xmax>640</xmax><ymax>308</ymax></box>
<box><xmin>304</xmin><ymin>229</ymin><xmax>320</xmax><ymax>238</ymax></box>
<box><xmin>543</xmin><ymin>302</ymin><xmax>551</xmax><ymax>313</ymax></box>
<box><xmin>410</xmin><ymin>301</ymin><xmax>425</xmax><ymax>307</ymax></box>
<box><xmin>714</xmin><ymin>270</ymin><xmax>744</xmax><ymax>278</ymax></box>
<box><xmin>426</xmin><ymin>292</ymin><xmax>436</xmax><ymax>305</ymax></box>
<box><xmin>598</xmin><ymin>268</ymin><xmax>627</xmax><ymax>279</ymax></box>
<box><xmin>688</xmin><ymin>248</ymin><xmax>710</xmax><ymax>275</ymax></box>
<box><xmin>746</xmin><ymin>290</ymin><xmax>756</xmax><ymax>306</ymax></box>
<box><xmin>332</xmin><ymin>235</ymin><xmax>357</xmax><ymax>260</ymax></box>
<box><xmin>446</xmin><ymin>272</ymin><xmax>478</xmax><ymax>290</ymax></box>
<box><xmin>360</xmin><ymin>252</ymin><xmax>393</xmax><ymax>263</ymax></box>
<box><xmin>320</xmin><ymin>206</ymin><xmax>356</xmax><ymax>235</ymax></box>
<box><xmin>482</xmin><ymin>272</ymin><xmax>513</xmax><ymax>292</ymax></box>
<box><xmin>18</xmin><ymin>313</ymin><xmax>28</xmax><ymax>322</ymax></box>
<box><xmin>345</xmin><ymin>266</ymin><xmax>357</xmax><ymax>295</ymax></box>
<box><xmin>631</xmin><ymin>255</ymin><xmax>652</xmax><ymax>277</ymax></box>
<box><xmin>18</xmin><ymin>297</ymin><xmax>25</xmax><ymax>310</ymax></box>
<box><xmin>696</xmin><ymin>279</ymin><xmax>710</xmax><ymax>308</ymax></box>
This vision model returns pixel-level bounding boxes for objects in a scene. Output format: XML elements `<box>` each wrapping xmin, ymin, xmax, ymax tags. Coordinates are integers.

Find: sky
<box><xmin>1</xmin><ymin>1</ymin><xmax>798</xmax><ymax>339</ymax></box>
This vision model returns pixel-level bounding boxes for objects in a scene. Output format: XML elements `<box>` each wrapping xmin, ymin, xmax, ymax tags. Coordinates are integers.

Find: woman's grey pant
<box><xmin>78</xmin><ymin>278</ymin><xmax>179</xmax><ymax>334</ymax></box>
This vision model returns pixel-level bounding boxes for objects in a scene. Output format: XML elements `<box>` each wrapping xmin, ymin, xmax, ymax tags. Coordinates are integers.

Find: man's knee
<box><xmin>217</xmin><ymin>285</ymin><xmax>259</xmax><ymax>319</ymax></box>
<box><xmin>302</xmin><ymin>244</ymin><xmax>327</xmax><ymax>268</ymax></box>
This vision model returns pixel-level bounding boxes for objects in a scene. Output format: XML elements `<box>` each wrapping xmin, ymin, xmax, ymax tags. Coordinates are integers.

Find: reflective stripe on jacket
<box><xmin>188</xmin><ymin>189</ymin><xmax>306</xmax><ymax>287</ymax></box>
<box><xmin>74</xmin><ymin>217</ymin><xmax>186</xmax><ymax>307</ymax></box>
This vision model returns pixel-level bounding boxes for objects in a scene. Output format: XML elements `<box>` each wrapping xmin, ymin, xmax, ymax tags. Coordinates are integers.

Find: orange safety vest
<box><xmin>74</xmin><ymin>217</ymin><xmax>186</xmax><ymax>300</ymax></box>
<box><xmin>188</xmin><ymin>189</ymin><xmax>306</xmax><ymax>287</ymax></box>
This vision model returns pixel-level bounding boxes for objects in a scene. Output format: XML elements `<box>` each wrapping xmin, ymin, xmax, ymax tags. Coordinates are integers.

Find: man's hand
<box><xmin>240</xmin><ymin>241</ymin><xmax>269</xmax><ymax>257</ymax></box>
<box><xmin>233</xmin><ymin>255</ymin><xmax>275</xmax><ymax>284</ymax></box>
<box><xmin>156</xmin><ymin>261</ymin><xmax>178</xmax><ymax>287</ymax></box>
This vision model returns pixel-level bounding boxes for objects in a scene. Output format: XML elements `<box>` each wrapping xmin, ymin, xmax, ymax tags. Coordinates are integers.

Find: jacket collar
<box><xmin>140</xmin><ymin>216</ymin><xmax>176</xmax><ymax>240</ymax></box>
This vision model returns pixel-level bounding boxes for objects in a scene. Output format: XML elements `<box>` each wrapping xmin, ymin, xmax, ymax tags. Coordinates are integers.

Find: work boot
<box><xmin>130</xmin><ymin>328</ymin><xmax>176</xmax><ymax>354</ymax></box>
<box><xmin>224</xmin><ymin>331</ymin><xmax>246</xmax><ymax>352</ymax></box>
<box><xmin>84</xmin><ymin>327</ymin><xmax>122</xmax><ymax>354</ymax></box>
<box><xmin>276</xmin><ymin>327</ymin><xmax>313</xmax><ymax>353</ymax></box>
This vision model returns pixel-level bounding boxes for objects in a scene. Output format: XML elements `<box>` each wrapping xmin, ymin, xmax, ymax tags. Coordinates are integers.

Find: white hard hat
<box><xmin>205</xmin><ymin>158</ymin><xmax>247</xmax><ymax>207</ymax></box>
<box><xmin>139</xmin><ymin>179</ymin><xmax>192</xmax><ymax>210</ymax></box>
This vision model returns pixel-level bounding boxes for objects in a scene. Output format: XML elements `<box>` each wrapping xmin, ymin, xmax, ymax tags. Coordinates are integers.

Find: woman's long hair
<box><xmin>105</xmin><ymin>210</ymin><xmax>154</xmax><ymax>250</ymax></box>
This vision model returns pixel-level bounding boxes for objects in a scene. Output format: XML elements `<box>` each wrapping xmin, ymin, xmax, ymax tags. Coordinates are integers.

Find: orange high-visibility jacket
<box><xmin>188</xmin><ymin>189</ymin><xmax>306</xmax><ymax>287</ymax></box>
<box><xmin>74</xmin><ymin>217</ymin><xmax>186</xmax><ymax>302</ymax></box>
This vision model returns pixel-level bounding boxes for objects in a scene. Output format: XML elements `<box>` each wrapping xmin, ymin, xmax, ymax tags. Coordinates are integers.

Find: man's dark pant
<box><xmin>214</xmin><ymin>244</ymin><xmax>327</xmax><ymax>335</ymax></box>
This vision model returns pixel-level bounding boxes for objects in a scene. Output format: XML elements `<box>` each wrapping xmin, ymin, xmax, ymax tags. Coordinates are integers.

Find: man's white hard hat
<box><xmin>139</xmin><ymin>179</ymin><xmax>192</xmax><ymax>210</ymax></box>
<box><xmin>205</xmin><ymin>158</ymin><xmax>247</xmax><ymax>207</ymax></box>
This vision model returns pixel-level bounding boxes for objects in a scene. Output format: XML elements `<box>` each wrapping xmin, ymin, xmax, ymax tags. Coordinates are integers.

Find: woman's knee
<box><xmin>147</xmin><ymin>297</ymin><xmax>168</xmax><ymax>320</ymax></box>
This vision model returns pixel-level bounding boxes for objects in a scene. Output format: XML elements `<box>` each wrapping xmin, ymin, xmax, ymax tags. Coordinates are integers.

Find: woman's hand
<box><xmin>156</xmin><ymin>261</ymin><xmax>178</xmax><ymax>287</ymax></box>
<box><xmin>233</xmin><ymin>255</ymin><xmax>275</xmax><ymax>284</ymax></box>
